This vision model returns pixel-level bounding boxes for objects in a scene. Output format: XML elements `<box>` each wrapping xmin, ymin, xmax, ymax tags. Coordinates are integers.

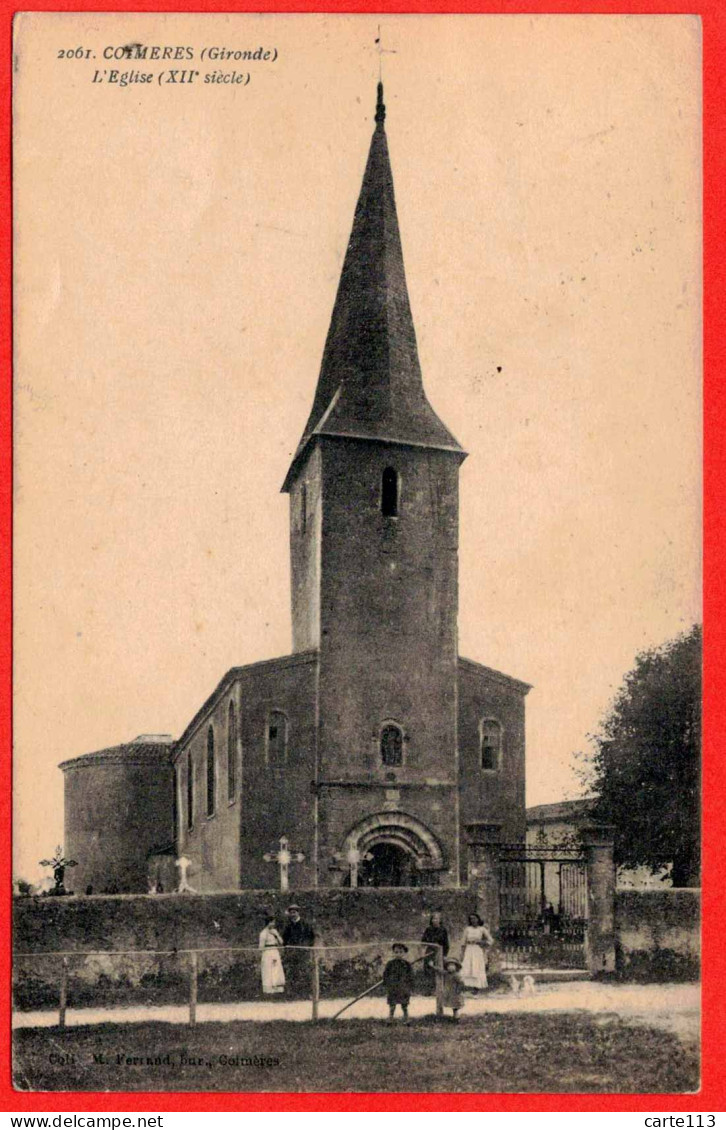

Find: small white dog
<box><xmin>506</xmin><ymin>973</ymin><xmax>537</xmax><ymax>996</ymax></box>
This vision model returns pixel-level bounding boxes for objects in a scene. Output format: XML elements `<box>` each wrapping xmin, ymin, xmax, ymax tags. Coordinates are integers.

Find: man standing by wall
<box><xmin>282</xmin><ymin>904</ymin><xmax>315</xmax><ymax>996</ymax></box>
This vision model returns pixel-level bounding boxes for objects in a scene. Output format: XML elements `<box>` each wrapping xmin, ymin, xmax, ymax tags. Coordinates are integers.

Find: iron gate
<box><xmin>497</xmin><ymin>844</ymin><xmax>588</xmax><ymax>970</ymax></box>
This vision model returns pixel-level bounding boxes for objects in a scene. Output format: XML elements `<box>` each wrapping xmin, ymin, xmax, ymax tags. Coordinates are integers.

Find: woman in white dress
<box><xmin>460</xmin><ymin>913</ymin><xmax>494</xmax><ymax>991</ymax></box>
<box><xmin>259</xmin><ymin>915</ymin><xmax>285</xmax><ymax>995</ymax></box>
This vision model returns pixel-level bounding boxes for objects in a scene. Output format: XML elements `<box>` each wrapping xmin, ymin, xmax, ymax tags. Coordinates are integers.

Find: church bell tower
<box><xmin>282</xmin><ymin>85</ymin><xmax>467</xmax><ymax>886</ymax></box>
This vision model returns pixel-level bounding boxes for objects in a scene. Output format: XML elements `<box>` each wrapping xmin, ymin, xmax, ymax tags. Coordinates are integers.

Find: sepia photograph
<box><xmin>11</xmin><ymin>12</ymin><xmax>701</xmax><ymax>1095</ymax></box>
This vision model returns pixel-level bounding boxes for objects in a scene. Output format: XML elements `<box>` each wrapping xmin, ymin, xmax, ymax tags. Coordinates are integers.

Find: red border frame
<box><xmin>2</xmin><ymin>0</ymin><xmax>723</xmax><ymax>1112</ymax></box>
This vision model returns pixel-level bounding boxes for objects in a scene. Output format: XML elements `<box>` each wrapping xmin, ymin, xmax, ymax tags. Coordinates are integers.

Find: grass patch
<box><xmin>13</xmin><ymin>1012</ymin><xmax>698</xmax><ymax>1094</ymax></box>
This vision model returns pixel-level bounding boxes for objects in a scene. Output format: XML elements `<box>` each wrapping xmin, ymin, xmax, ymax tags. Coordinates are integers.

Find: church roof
<box><xmin>59</xmin><ymin>736</ymin><xmax>174</xmax><ymax>771</ymax></box>
<box><xmin>458</xmin><ymin>656</ymin><xmax>532</xmax><ymax>695</ymax></box>
<box><xmin>282</xmin><ymin>83</ymin><xmax>465</xmax><ymax>492</ymax></box>
<box><xmin>526</xmin><ymin>799</ymin><xmax>597</xmax><ymax>825</ymax></box>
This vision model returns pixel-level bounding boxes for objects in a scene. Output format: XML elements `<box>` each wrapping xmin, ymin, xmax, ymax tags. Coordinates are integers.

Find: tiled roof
<box><xmin>526</xmin><ymin>798</ymin><xmax>597</xmax><ymax>824</ymax></box>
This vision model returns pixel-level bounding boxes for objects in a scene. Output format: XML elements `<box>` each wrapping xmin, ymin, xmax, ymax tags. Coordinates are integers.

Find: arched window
<box><xmin>480</xmin><ymin>719</ymin><xmax>502</xmax><ymax>771</ymax></box>
<box><xmin>227</xmin><ymin>701</ymin><xmax>237</xmax><ymax>801</ymax></box>
<box><xmin>381</xmin><ymin>467</ymin><xmax>399</xmax><ymax>517</ymax></box>
<box><xmin>267</xmin><ymin>711</ymin><xmax>288</xmax><ymax>768</ymax></box>
<box><xmin>381</xmin><ymin>723</ymin><xmax>403</xmax><ymax>766</ymax></box>
<box><xmin>186</xmin><ymin>752</ymin><xmax>194</xmax><ymax>831</ymax></box>
<box><xmin>206</xmin><ymin>726</ymin><xmax>216</xmax><ymax>817</ymax></box>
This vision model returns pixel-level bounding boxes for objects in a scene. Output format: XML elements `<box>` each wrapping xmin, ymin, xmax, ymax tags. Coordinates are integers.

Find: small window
<box><xmin>186</xmin><ymin>753</ymin><xmax>194</xmax><ymax>831</ymax></box>
<box><xmin>267</xmin><ymin>710</ymin><xmax>288</xmax><ymax>768</ymax></box>
<box><xmin>381</xmin><ymin>467</ymin><xmax>399</xmax><ymax>517</ymax></box>
<box><xmin>227</xmin><ymin>701</ymin><xmax>238</xmax><ymax>800</ymax></box>
<box><xmin>206</xmin><ymin>726</ymin><xmax>216</xmax><ymax>817</ymax></box>
<box><xmin>381</xmin><ymin>723</ymin><xmax>403</xmax><ymax>766</ymax></box>
<box><xmin>481</xmin><ymin>719</ymin><xmax>502</xmax><ymax>771</ymax></box>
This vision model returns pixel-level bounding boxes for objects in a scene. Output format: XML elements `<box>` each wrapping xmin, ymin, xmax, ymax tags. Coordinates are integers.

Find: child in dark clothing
<box><xmin>442</xmin><ymin>957</ymin><xmax>466</xmax><ymax>1021</ymax></box>
<box><xmin>383</xmin><ymin>943</ymin><xmax>414</xmax><ymax>1023</ymax></box>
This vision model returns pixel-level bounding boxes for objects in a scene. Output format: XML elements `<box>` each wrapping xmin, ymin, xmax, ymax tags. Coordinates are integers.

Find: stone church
<box><xmin>61</xmin><ymin>84</ymin><xmax>530</xmax><ymax>895</ymax></box>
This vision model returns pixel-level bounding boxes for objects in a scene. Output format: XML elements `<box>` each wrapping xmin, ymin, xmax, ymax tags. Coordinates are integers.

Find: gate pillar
<box><xmin>581</xmin><ymin>824</ymin><xmax>616</xmax><ymax>975</ymax></box>
<box><xmin>465</xmin><ymin>823</ymin><xmax>501</xmax><ymax>974</ymax></box>
<box><xmin>464</xmin><ymin>824</ymin><xmax>501</xmax><ymax>920</ymax></box>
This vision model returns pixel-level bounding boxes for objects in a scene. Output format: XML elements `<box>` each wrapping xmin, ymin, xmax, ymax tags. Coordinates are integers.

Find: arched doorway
<box><xmin>358</xmin><ymin>842</ymin><xmax>419</xmax><ymax>888</ymax></box>
<box><xmin>338</xmin><ymin>812</ymin><xmax>446</xmax><ymax>888</ymax></box>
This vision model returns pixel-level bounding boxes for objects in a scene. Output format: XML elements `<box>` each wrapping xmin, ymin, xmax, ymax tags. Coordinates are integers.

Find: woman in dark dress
<box><xmin>421</xmin><ymin>912</ymin><xmax>450</xmax><ymax>993</ymax></box>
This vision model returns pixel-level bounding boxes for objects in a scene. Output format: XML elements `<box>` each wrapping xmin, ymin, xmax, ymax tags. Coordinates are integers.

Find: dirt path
<box><xmin>468</xmin><ymin>982</ymin><xmax>700</xmax><ymax>1046</ymax></box>
<box><xmin>13</xmin><ymin>980</ymin><xmax>699</xmax><ymax>1046</ymax></box>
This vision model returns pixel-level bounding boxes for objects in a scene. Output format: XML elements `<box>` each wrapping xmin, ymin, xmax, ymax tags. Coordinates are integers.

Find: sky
<box><xmin>13</xmin><ymin>13</ymin><xmax>701</xmax><ymax>883</ymax></box>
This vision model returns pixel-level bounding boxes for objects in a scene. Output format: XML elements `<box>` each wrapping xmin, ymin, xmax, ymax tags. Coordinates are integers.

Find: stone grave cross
<box><xmin>334</xmin><ymin>845</ymin><xmax>374</xmax><ymax>888</ymax></box>
<box><xmin>175</xmin><ymin>855</ymin><xmax>197</xmax><ymax>894</ymax></box>
<box><xmin>263</xmin><ymin>836</ymin><xmax>305</xmax><ymax>893</ymax></box>
<box><xmin>39</xmin><ymin>846</ymin><xmax>77</xmax><ymax>895</ymax></box>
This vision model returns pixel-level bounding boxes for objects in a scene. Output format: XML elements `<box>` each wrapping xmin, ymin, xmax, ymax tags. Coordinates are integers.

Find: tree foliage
<box><xmin>587</xmin><ymin>624</ymin><xmax>701</xmax><ymax>887</ymax></box>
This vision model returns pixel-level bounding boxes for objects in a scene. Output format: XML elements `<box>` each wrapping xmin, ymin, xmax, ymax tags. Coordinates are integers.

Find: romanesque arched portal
<box><xmin>340</xmin><ymin>812</ymin><xmax>446</xmax><ymax>887</ymax></box>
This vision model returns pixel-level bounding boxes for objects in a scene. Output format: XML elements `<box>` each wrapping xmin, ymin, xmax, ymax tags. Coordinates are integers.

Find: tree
<box><xmin>586</xmin><ymin>624</ymin><xmax>701</xmax><ymax>888</ymax></box>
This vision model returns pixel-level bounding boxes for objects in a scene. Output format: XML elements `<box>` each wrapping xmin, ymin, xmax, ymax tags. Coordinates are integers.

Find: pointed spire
<box><xmin>375</xmin><ymin>81</ymin><xmax>385</xmax><ymax>126</ymax></box>
<box><xmin>282</xmin><ymin>85</ymin><xmax>465</xmax><ymax>493</ymax></box>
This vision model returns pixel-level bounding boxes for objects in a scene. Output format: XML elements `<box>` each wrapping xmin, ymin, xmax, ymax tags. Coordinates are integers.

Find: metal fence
<box><xmin>497</xmin><ymin>845</ymin><xmax>589</xmax><ymax>971</ymax></box>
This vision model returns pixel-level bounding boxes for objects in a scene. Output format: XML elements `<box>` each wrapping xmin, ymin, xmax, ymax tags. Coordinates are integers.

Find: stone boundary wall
<box><xmin>13</xmin><ymin>889</ymin><xmax>482</xmax><ymax>1010</ymax></box>
<box><xmin>13</xmin><ymin>888</ymin><xmax>480</xmax><ymax>955</ymax></box>
<box><xmin>13</xmin><ymin>885</ymin><xmax>701</xmax><ymax>1010</ymax></box>
<box><xmin>14</xmin><ymin>887</ymin><xmax>701</xmax><ymax>962</ymax></box>
<box><xmin>614</xmin><ymin>888</ymin><xmax>700</xmax><ymax>981</ymax></box>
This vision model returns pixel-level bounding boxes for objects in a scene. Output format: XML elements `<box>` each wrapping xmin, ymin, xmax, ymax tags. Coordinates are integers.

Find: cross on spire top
<box><xmin>281</xmin><ymin>40</ymin><xmax>465</xmax><ymax>494</ymax></box>
<box><xmin>373</xmin><ymin>23</ymin><xmax>396</xmax><ymax>82</ymax></box>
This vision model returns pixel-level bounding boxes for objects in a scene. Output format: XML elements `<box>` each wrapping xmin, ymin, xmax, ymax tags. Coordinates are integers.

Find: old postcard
<box><xmin>12</xmin><ymin>12</ymin><xmax>701</xmax><ymax>1095</ymax></box>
